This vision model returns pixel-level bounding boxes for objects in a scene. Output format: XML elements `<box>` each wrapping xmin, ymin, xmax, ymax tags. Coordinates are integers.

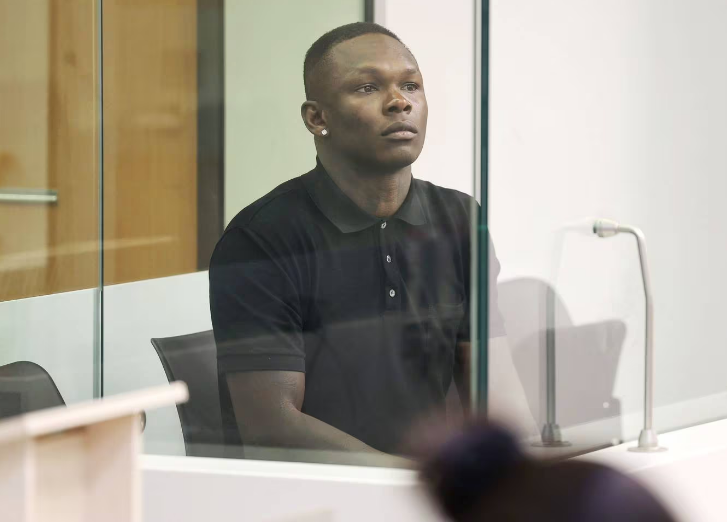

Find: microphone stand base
<box><xmin>532</xmin><ymin>423</ymin><xmax>571</xmax><ymax>448</ymax></box>
<box><xmin>628</xmin><ymin>428</ymin><xmax>667</xmax><ymax>453</ymax></box>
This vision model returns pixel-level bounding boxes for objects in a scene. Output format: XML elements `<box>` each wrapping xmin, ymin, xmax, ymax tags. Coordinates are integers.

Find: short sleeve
<box><xmin>209</xmin><ymin>227</ymin><xmax>306</xmax><ymax>375</ymax></box>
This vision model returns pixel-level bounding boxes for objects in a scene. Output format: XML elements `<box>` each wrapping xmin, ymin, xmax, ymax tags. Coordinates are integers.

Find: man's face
<box><xmin>318</xmin><ymin>34</ymin><xmax>428</xmax><ymax>171</ymax></box>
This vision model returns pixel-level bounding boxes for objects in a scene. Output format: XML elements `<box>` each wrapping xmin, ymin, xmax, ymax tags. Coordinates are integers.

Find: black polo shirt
<box><xmin>210</xmin><ymin>159</ymin><xmax>505</xmax><ymax>454</ymax></box>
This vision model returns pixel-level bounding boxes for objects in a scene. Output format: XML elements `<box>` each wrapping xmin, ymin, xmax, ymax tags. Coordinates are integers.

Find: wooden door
<box><xmin>0</xmin><ymin>0</ymin><xmax>99</xmax><ymax>302</ymax></box>
<box><xmin>102</xmin><ymin>0</ymin><xmax>198</xmax><ymax>285</ymax></box>
<box><xmin>0</xmin><ymin>0</ymin><xmax>199</xmax><ymax>302</ymax></box>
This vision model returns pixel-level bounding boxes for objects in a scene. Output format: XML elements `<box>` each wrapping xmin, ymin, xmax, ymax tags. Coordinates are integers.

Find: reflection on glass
<box><xmin>208</xmin><ymin>22</ymin><xmax>506</xmax><ymax>465</ymax></box>
<box><xmin>95</xmin><ymin>2</ymin><xmax>535</xmax><ymax>465</ymax></box>
<box><xmin>0</xmin><ymin>0</ymin><xmax>100</xmax><ymax>415</ymax></box>
<box><xmin>0</xmin><ymin>0</ymin><xmax>539</xmax><ymax>469</ymax></box>
<box><xmin>102</xmin><ymin>0</ymin><xmax>200</xmax><ymax>285</ymax></box>
<box><xmin>489</xmin><ymin>0</ymin><xmax>727</xmax><ymax>458</ymax></box>
<box><xmin>0</xmin><ymin>0</ymin><xmax>99</xmax><ymax>302</ymax></box>
<box><xmin>100</xmin><ymin>0</ymin><xmax>214</xmax><ymax>457</ymax></box>
<box><xmin>2</xmin><ymin>0</ymin><xmax>726</xmax><ymax>497</ymax></box>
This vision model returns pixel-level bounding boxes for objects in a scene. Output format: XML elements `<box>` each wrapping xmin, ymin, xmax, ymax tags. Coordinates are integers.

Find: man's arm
<box><xmin>211</xmin><ymin>228</ymin><xmax>411</xmax><ymax>463</ymax></box>
<box><xmin>228</xmin><ymin>370</ymin><xmax>381</xmax><ymax>453</ymax></box>
<box><xmin>210</xmin><ymin>228</ymin><xmax>364</xmax><ymax>452</ymax></box>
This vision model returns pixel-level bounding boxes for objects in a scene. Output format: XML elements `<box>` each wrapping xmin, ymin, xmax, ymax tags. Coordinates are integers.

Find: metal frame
<box><xmin>196</xmin><ymin>0</ymin><xmax>225</xmax><ymax>270</ymax></box>
<box><xmin>95</xmin><ymin>0</ymin><xmax>105</xmax><ymax>400</ymax></box>
<box><xmin>365</xmin><ymin>0</ymin><xmax>375</xmax><ymax>22</ymax></box>
<box><xmin>476</xmin><ymin>0</ymin><xmax>490</xmax><ymax>411</ymax></box>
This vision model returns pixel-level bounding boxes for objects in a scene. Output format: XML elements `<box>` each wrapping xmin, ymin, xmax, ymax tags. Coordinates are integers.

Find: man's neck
<box><xmin>318</xmin><ymin>155</ymin><xmax>412</xmax><ymax>218</ymax></box>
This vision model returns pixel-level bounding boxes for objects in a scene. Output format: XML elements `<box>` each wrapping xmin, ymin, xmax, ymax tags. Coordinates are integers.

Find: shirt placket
<box><xmin>379</xmin><ymin>219</ymin><xmax>401</xmax><ymax>311</ymax></box>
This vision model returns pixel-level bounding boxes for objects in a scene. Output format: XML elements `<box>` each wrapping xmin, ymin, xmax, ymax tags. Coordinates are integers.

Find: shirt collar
<box><xmin>303</xmin><ymin>158</ymin><xmax>427</xmax><ymax>234</ymax></box>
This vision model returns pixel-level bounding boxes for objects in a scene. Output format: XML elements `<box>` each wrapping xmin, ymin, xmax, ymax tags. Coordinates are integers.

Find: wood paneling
<box><xmin>0</xmin><ymin>0</ymin><xmax>51</xmax><ymax>301</ymax></box>
<box><xmin>0</xmin><ymin>0</ymin><xmax>199</xmax><ymax>301</ymax></box>
<box><xmin>102</xmin><ymin>0</ymin><xmax>198</xmax><ymax>285</ymax></box>
<box><xmin>47</xmin><ymin>0</ymin><xmax>100</xmax><ymax>295</ymax></box>
<box><xmin>0</xmin><ymin>0</ymin><xmax>99</xmax><ymax>302</ymax></box>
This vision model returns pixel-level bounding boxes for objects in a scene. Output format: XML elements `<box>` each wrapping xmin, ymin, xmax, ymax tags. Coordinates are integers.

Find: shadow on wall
<box><xmin>497</xmin><ymin>278</ymin><xmax>627</xmax><ymax>439</ymax></box>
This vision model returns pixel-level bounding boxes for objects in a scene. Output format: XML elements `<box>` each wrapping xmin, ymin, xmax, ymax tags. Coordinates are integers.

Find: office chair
<box><xmin>151</xmin><ymin>330</ymin><xmax>227</xmax><ymax>457</ymax></box>
<box><xmin>0</xmin><ymin>361</ymin><xmax>66</xmax><ymax>421</ymax></box>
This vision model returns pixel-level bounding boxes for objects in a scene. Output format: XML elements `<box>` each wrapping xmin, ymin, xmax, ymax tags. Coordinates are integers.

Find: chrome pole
<box><xmin>593</xmin><ymin>219</ymin><xmax>666</xmax><ymax>452</ymax></box>
<box><xmin>533</xmin><ymin>238</ymin><xmax>570</xmax><ymax>447</ymax></box>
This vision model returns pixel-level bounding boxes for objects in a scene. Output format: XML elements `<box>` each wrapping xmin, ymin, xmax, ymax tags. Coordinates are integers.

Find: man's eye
<box><xmin>403</xmin><ymin>83</ymin><xmax>419</xmax><ymax>92</ymax></box>
<box><xmin>356</xmin><ymin>85</ymin><xmax>377</xmax><ymax>93</ymax></box>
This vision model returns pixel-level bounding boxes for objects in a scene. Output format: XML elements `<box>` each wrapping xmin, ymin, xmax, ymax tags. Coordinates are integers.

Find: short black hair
<box><xmin>303</xmin><ymin>22</ymin><xmax>406</xmax><ymax>99</ymax></box>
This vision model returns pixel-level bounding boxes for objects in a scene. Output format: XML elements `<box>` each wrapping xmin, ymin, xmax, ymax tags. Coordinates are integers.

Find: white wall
<box><xmin>143</xmin><ymin>456</ymin><xmax>443</xmax><ymax>522</ymax></box>
<box><xmin>582</xmin><ymin>418</ymin><xmax>727</xmax><ymax>522</ymax></box>
<box><xmin>377</xmin><ymin>0</ymin><xmax>477</xmax><ymax>196</ymax></box>
<box><xmin>0</xmin><ymin>272</ymin><xmax>211</xmax><ymax>456</ymax></box>
<box><xmin>103</xmin><ymin>271</ymin><xmax>212</xmax><ymax>456</ymax></box>
<box><xmin>380</xmin><ymin>0</ymin><xmax>727</xmax><ymax>441</ymax></box>
<box><xmin>142</xmin><ymin>417</ymin><xmax>727</xmax><ymax>522</ymax></box>
<box><xmin>224</xmin><ymin>0</ymin><xmax>477</xmax><ymax>225</ymax></box>
<box><xmin>489</xmin><ymin>0</ymin><xmax>727</xmax><ymax>435</ymax></box>
<box><xmin>224</xmin><ymin>0</ymin><xmax>364</xmax><ymax>224</ymax></box>
<box><xmin>0</xmin><ymin>289</ymin><xmax>96</xmax><ymax>406</ymax></box>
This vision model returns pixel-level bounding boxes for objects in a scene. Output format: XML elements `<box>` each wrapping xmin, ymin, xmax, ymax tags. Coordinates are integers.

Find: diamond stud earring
<box><xmin>321</xmin><ymin>129</ymin><xmax>328</xmax><ymax>136</ymax></box>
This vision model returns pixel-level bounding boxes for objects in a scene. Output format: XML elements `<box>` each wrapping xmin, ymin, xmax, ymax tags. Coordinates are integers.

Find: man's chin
<box><xmin>345</xmin><ymin>145</ymin><xmax>423</xmax><ymax>173</ymax></box>
<box><xmin>374</xmin><ymin>148</ymin><xmax>422</xmax><ymax>172</ymax></box>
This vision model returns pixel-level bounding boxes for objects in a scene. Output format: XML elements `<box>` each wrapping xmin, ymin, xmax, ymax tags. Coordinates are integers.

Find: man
<box><xmin>209</xmin><ymin>22</ymin><xmax>527</xmax><ymax>460</ymax></box>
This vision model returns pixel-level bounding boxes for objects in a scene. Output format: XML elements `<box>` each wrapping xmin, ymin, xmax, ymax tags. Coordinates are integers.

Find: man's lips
<box><xmin>382</xmin><ymin>121</ymin><xmax>419</xmax><ymax>136</ymax></box>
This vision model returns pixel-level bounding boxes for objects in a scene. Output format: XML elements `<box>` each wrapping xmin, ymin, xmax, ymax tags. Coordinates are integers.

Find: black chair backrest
<box><xmin>0</xmin><ymin>361</ymin><xmax>65</xmax><ymax>421</ymax></box>
<box><xmin>151</xmin><ymin>330</ymin><xmax>225</xmax><ymax>457</ymax></box>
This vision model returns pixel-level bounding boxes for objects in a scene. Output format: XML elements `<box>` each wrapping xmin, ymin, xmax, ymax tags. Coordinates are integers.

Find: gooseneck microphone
<box><xmin>593</xmin><ymin>219</ymin><xmax>666</xmax><ymax>453</ymax></box>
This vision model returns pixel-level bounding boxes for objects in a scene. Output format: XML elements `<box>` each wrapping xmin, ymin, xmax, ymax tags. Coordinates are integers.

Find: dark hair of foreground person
<box><xmin>421</xmin><ymin>424</ymin><xmax>678</xmax><ymax>522</ymax></box>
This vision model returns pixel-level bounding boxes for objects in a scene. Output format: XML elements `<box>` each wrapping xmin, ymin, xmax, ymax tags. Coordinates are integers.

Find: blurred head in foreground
<box><xmin>420</xmin><ymin>423</ymin><xmax>678</xmax><ymax>522</ymax></box>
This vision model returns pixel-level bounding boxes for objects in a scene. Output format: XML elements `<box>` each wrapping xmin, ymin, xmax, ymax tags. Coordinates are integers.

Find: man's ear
<box><xmin>301</xmin><ymin>101</ymin><xmax>327</xmax><ymax>137</ymax></box>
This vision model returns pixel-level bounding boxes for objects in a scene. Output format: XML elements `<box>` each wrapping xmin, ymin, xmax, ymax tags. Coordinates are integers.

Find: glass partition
<box><xmin>0</xmin><ymin>0</ymin><xmax>102</xmax><ymax>413</ymax></box>
<box><xmin>487</xmin><ymin>0</ymin><xmax>727</xmax><ymax>456</ymax></box>
<box><xmin>0</xmin><ymin>0</ymin><xmax>538</xmax><ymax>470</ymax></box>
<box><xmin>11</xmin><ymin>0</ymin><xmax>725</xmax><ymax>475</ymax></box>
<box><xmin>98</xmin><ymin>0</ymin><xmax>499</xmax><ymax>468</ymax></box>
<box><xmin>100</xmin><ymin>0</ymin><xmax>211</xmax><ymax>457</ymax></box>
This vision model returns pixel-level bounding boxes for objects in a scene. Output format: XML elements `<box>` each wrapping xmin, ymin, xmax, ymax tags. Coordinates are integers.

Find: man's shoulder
<box><xmin>211</xmin><ymin>169</ymin><xmax>320</xmax><ymax>266</ymax></box>
<box><xmin>226</xmin><ymin>175</ymin><xmax>310</xmax><ymax>231</ymax></box>
<box><xmin>226</xmin><ymin>177</ymin><xmax>302</xmax><ymax>226</ymax></box>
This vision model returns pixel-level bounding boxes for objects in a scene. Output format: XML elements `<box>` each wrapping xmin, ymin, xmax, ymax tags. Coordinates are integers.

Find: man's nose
<box><xmin>385</xmin><ymin>91</ymin><xmax>412</xmax><ymax>114</ymax></box>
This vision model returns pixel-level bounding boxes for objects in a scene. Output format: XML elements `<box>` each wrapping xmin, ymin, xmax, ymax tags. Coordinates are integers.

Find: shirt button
<box><xmin>389</xmin><ymin>289</ymin><xmax>396</xmax><ymax>298</ymax></box>
<box><xmin>381</xmin><ymin>221</ymin><xmax>387</xmax><ymax>229</ymax></box>
<box><xmin>386</xmin><ymin>255</ymin><xmax>392</xmax><ymax>263</ymax></box>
